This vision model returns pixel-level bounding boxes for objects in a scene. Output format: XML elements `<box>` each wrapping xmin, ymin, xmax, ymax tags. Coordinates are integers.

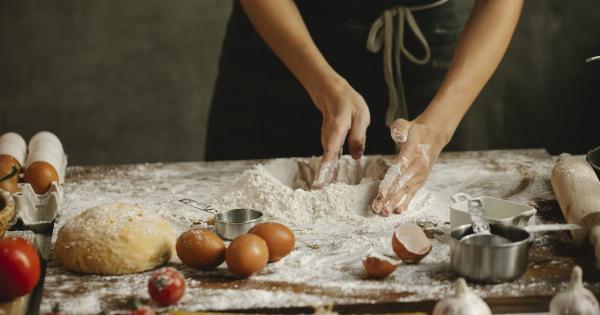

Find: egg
<box><xmin>225</xmin><ymin>234</ymin><xmax>269</xmax><ymax>277</ymax></box>
<box><xmin>24</xmin><ymin>161</ymin><xmax>59</xmax><ymax>194</ymax></box>
<box><xmin>0</xmin><ymin>133</ymin><xmax>27</xmax><ymax>166</ymax></box>
<box><xmin>362</xmin><ymin>253</ymin><xmax>401</xmax><ymax>279</ymax></box>
<box><xmin>249</xmin><ymin>222</ymin><xmax>295</xmax><ymax>262</ymax></box>
<box><xmin>0</xmin><ymin>161</ymin><xmax>19</xmax><ymax>193</ymax></box>
<box><xmin>0</xmin><ymin>155</ymin><xmax>21</xmax><ymax>171</ymax></box>
<box><xmin>0</xmin><ymin>132</ymin><xmax>27</xmax><ymax>152</ymax></box>
<box><xmin>29</xmin><ymin>139</ymin><xmax>64</xmax><ymax>157</ymax></box>
<box><xmin>176</xmin><ymin>228</ymin><xmax>226</xmax><ymax>270</ymax></box>
<box><xmin>25</xmin><ymin>149</ymin><xmax>64</xmax><ymax>176</ymax></box>
<box><xmin>391</xmin><ymin>223</ymin><xmax>432</xmax><ymax>263</ymax></box>
<box><xmin>28</xmin><ymin>131</ymin><xmax>63</xmax><ymax>152</ymax></box>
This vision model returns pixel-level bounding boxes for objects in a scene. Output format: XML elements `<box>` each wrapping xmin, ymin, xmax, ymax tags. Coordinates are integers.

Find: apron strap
<box><xmin>367</xmin><ymin>0</ymin><xmax>449</xmax><ymax>126</ymax></box>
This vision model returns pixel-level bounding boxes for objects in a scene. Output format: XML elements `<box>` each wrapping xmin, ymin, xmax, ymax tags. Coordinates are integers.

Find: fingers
<box><xmin>321</xmin><ymin>121</ymin><xmax>348</xmax><ymax>163</ymax></box>
<box><xmin>312</xmin><ymin>156</ymin><xmax>339</xmax><ymax>190</ymax></box>
<box><xmin>313</xmin><ymin>120</ymin><xmax>347</xmax><ymax>190</ymax></box>
<box><xmin>378</xmin><ymin>156</ymin><xmax>409</xmax><ymax>196</ymax></box>
<box><xmin>390</xmin><ymin>118</ymin><xmax>412</xmax><ymax>144</ymax></box>
<box><xmin>384</xmin><ymin>175</ymin><xmax>425</xmax><ymax>215</ymax></box>
<box><xmin>348</xmin><ymin>108</ymin><xmax>370</xmax><ymax>160</ymax></box>
<box><xmin>372</xmin><ymin>147</ymin><xmax>430</xmax><ymax>216</ymax></box>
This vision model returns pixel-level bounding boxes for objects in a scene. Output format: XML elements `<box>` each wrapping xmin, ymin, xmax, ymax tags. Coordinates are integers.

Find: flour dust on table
<box><xmin>42</xmin><ymin>151</ymin><xmax>569</xmax><ymax>314</ymax></box>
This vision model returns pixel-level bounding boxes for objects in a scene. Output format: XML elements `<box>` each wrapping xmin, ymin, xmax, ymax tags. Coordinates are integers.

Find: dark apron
<box><xmin>205</xmin><ymin>0</ymin><xmax>462</xmax><ymax>161</ymax></box>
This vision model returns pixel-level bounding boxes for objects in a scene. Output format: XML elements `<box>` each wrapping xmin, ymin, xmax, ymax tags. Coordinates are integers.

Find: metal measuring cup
<box><xmin>450</xmin><ymin>222</ymin><xmax>581</xmax><ymax>283</ymax></box>
<box><xmin>179</xmin><ymin>198</ymin><xmax>263</xmax><ymax>240</ymax></box>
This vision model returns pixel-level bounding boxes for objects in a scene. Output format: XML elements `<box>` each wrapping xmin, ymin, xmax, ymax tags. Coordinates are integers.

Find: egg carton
<box><xmin>8</xmin><ymin>155</ymin><xmax>67</xmax><ymax>233</ymax></box>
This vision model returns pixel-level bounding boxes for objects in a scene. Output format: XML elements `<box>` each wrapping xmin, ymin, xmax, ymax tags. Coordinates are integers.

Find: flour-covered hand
<box><xmin>311</xmin><ymin>78</ymin><xmax>370</xmax><ymax>189</ymax></box>
<box><xmin>372</xmin><ymin>117</ymin><xmax>448</xmax><ymax>216</ymax></box>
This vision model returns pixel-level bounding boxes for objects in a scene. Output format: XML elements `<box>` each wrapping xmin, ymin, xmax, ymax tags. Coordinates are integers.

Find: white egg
<box><xmin>29</xmin><ymin>139</ymin><xmax>64</xmax><ymax>157</ymax></box>
<box><xmin>0</xmin><ymin>132</ymin><xmax>27</xmax><ymax>165</ymax></box>
<box><xmin>0</xmin><ymin>140</ymin><xmax>26</xmax><ymax>165</ymax></box>
<box><xmin>28</xmin><ymin>131</ymin><xmax>63</xmax><ymax>152</ymax></box>
<box><xmin>0</xmin><ymin>132</ymin><xmax>27</xmax><ymax>152</ymax></box>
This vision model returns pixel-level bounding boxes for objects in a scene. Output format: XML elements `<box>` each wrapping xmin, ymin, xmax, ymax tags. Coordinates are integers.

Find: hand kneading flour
<box><xmin>216</xmin><ymin>155</ymin><xmax>438</xmax><ymax>227</ymax></box>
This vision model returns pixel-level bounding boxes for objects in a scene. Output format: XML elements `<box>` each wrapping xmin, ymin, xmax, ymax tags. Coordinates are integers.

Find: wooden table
<box><xmin>33</xmin><ymin>149</ymin><xmax>600</xmax><ymax>314</ymax></box>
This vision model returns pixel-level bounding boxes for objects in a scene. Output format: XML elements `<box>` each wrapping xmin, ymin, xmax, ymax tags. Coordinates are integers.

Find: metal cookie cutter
<box><xmin>179</xmin><ymin>198</ymin><xmax>263</xmax><ymax>240</ymax></box>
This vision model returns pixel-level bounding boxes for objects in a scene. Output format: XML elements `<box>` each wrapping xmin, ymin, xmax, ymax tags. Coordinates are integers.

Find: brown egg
<box><xmin>0</xmin><ymin>154</ymin><xmax>21</xmax><ymax>170</ymax></box>
<box><xmin>249</xmin><ymin>222</ymin><xmax>295</xmax><ymax>262</ymax></box>
<box><xmin>362</xmin><ymin>253</ymin><xmax>401</xmax><ymax>279</ymax></box>
<box><xmin>176</xmin><ymin>228</ymin><xmax>226</xmax><ymax>270</ymax></box>
<box><xmin>24</xmin><ymin>161</ymin><xmax>59</xmax><ymax>194</ymax></box>
<box><xmin>225</xmin><ymin>234</ymin><xmax>269</xmax><ymax>277</ymax></box>
<box><xmin>391</xmin><ymin>223</ymin><xmax>432</xmax><ymax>263</ymax></box>
<box><xmin>0</xmin><ymin>161</ymin><xmax>19</xmax><ymax>193</ymax></box>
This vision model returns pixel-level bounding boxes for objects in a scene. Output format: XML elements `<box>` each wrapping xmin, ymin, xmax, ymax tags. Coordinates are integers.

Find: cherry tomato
<box><xmin>147</xmin><ymin>267</ymin><xmax>185</xmax><ymax>306</ymax></box>
<box><xmin>0</xmin><ymin>237</ymin><xmax>41</xmax><ymax>302</ymax></box>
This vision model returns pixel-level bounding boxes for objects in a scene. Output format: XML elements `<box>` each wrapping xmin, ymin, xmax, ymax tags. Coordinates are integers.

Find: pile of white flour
<box><xmin>216</xmin><ymin>156</ymin><xmax>403</xmax><ymax>226</ymax></box>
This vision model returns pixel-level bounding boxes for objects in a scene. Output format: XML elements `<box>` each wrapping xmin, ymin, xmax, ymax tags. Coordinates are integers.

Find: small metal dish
<box><xmin>450</xmin><ymin>223</ymin><xmax>531</xmax><ymax>283</ymax></box>
<box><xmin>586</xmin><ymin>146</ymin><xmax>600</xmax><ymax>179</ymax></box>
<box><xmin>179</xmin><ymin>198</ymin><xmax>263</xmax><ymax>240</ymax></box>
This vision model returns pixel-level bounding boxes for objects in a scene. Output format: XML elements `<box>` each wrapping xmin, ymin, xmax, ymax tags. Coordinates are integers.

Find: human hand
<box><xmin>311</xmin><ymin>78</ymin><xmax>371</xmax><ymax>189</ymax></box>
<box><xmin>371</xmin><ymin>117</ymin><xmax>449</xmax><ymax>216</ymax></box>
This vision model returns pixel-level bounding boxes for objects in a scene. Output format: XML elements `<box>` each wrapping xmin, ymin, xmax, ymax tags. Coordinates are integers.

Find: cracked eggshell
<box><xmin>392</xmin><ymin>223</ymin><xmax>432</xmax><ymax>263</ymax></box>
<box><xmin>362</xmin><ymin>253</ymin><xmax>401</xmax><ymax>279</ymax></box>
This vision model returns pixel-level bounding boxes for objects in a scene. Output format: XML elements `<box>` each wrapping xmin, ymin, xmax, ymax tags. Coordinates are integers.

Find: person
<box><xmin>206</xmin><ymin>0</ymin><xmax>523</xmax><ymax>216</ymax></box>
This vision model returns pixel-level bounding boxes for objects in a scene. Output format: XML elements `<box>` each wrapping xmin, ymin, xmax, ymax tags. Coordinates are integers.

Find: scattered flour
<box><xmin>40</xmin><ymin>150</ymin><xmax>572</xmax><ymax>314</ymax></box>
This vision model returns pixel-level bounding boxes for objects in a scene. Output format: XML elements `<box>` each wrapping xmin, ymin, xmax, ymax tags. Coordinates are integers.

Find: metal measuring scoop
<box><xmin>460</xmin><ymin>199</ymin><xmax>512</xmax><ymax>245</ymax></box>
<box><xmin>178</xmin><ymin>198</ymin><xmax>263</xmax><ymax>240</ymax></box>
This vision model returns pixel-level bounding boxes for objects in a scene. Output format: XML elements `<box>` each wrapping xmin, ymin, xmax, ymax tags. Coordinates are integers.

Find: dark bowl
<box><xmin>587</xmin><ymin>146</ymin><xmax>600</xmax><ymax>179</ymax></box>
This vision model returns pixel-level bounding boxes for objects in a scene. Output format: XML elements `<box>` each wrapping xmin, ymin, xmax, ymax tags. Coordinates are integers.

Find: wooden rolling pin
<box><xmin>551</xmin><ymin>154</ymin><xmax>600</xmax><ymax>265</ymax></box>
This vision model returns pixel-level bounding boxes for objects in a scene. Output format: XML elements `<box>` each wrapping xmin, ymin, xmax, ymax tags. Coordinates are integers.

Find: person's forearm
<box><xmin>419</xmin><ymin>0</ymin><xmax>523</xmax><ymax>142</ymax></box>
<box><xmin>240</xmin><ymin>0</ymin><xmax>343</xmax><ymax>101</ymax></box>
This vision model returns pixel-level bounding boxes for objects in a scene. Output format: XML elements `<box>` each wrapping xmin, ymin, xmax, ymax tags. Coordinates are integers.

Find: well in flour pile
<box><xmin>216</xmin><ymin>156</ymin><xmax>391</xmax><ymax>225</ymax></box>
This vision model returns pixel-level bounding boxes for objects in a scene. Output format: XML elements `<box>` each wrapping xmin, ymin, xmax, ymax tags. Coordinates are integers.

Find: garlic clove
<box><xmin>550</xmin><ymin>266</ymin><xmax>600</xmax><ymax>315</ymax></box>
<box><xmin>433</xmin><ymin>278</ymin><xmax>492</xmax><ymax>315</ymax></box>
<box><xmin>362</xmin><ymin>253</ymin><xmax>401</xmax><ymax>279</ymax></box>
<box><xmin>391</xmin><ymin>224</ymin><xmax>432</xmax><ymax>263</ymax></box>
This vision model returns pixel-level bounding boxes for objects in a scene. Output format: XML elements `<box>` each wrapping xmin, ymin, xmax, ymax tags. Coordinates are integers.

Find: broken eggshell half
<box><xmin>362</xmin><ymin>252</ymin><xmax>401</xmax><ymax>279</ymax></box>
<box><xmin>392</xmin><ymin>223</ymin><xmax>432</xmax><ymax>263</ymax></box>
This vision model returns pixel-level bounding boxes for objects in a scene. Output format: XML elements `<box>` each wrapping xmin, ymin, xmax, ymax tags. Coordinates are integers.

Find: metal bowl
<box><xmin>214</xmin><ymin>208</ymin><xmax>263</xmax><ymax>240</ymax></box>
<box><xmin>586</xmin><ymin>146</ymin><xmax>600</xmax><ymax>179</ymax></box>
<box><xmin>450</xmin><ymin>223</ymin><xmax>531</xmax><ymax>283</ymax></box>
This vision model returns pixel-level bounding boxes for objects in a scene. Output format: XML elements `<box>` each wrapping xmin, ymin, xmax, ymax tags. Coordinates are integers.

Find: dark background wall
<box><xmin>1</xmin><ymin>0</ymin><xmax>599</xmax><ymax>166</ymax></box>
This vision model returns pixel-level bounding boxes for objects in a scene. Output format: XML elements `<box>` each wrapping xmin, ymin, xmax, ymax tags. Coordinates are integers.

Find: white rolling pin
<box><xmin>551</xmin><ymin>153</ymin><xmax>600</xmax><ymax>266</ymax></box>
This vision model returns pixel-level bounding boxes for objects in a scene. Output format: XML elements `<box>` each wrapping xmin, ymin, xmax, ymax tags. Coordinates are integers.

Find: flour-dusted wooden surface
<box><xmin>40</xmin><ymin>150</ymin><xmax>600</xmax><ymax>314</ymax></box>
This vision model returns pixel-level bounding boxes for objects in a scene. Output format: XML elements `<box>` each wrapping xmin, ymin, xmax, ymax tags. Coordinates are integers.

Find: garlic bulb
<box><xmin>433</xmin><ymin>278</ymin><xmax>492</xmax><ymax>315</ymax></box>
<box><xmin>550</xmin><ymin>266</ymin><xmax>600</xmax><ymax>315</ymax></box>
